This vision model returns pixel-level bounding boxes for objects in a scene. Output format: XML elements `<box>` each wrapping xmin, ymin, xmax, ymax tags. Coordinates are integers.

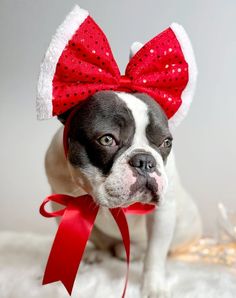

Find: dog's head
<box><xmin>59</xmin><ymin>91</ymin><xmax>172</xmax><ymax>208</ymax></box>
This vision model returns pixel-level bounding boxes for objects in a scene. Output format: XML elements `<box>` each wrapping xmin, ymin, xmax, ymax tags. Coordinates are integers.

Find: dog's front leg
<box><xmin>142</xmin><ymin>199</ymin><xmax>176</xmax><ymax>298</ymax></box>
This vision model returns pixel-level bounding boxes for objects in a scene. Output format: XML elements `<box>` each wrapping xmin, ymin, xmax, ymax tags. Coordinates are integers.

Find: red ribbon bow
<box><xmin>40</xmin><ymin>194</ymin><xmax>155</xmax><ymax>297</ymax></box>
<box><xmin>47</xmin><ymin>9</ymin><xmax>189</xmax><ymax>120</ymax></box>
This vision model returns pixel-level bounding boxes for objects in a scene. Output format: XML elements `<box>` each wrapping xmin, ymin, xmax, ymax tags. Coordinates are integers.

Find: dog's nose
<box><xmin>129</xmin><ymin>153</ymin><xmax>156</xmax><ymax>173</ymax></box>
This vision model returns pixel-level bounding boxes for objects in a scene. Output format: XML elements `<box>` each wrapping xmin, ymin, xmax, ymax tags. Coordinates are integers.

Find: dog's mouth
<box><xmin>136</xmin><ymin>188</ymin><xmax>160</xmax><ymax>206</ymax></box>
<box><xmin>102</xmin><ymin>176</ymin><xmax>160</xmax><ymax>208</ymax></box>
<box><xmin>116</xmin><ymin>190</ymin><xmax>160</xmax><ymax>208</ymax></box>
<box><xmin>130</xmin><ymin>175</ymin><xmax>159</xmax><ymax>202</ymax></box>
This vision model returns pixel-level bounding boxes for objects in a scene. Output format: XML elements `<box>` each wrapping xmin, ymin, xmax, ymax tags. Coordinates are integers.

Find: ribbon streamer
<box><xmin>40</xmin><ymin>194</ymin><xmax>99</xmax><ymax>295</ymax></box>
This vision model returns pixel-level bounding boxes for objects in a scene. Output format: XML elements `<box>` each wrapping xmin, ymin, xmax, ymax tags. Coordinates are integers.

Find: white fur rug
<box><xmin>0</xmin><ymin>231</ymin><xmax>236</xmax><ymax>298</ymax></box>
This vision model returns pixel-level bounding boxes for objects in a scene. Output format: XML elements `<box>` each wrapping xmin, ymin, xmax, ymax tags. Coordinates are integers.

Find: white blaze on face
<box><xmin>116</xmin><ymin>92</ymin><xmax>167</xmax><ymax>171</ymax></box>
<box><xmin>116</xmin><ymin>92</ymin><xmax>149</xmax><ymax>147</ymax></box>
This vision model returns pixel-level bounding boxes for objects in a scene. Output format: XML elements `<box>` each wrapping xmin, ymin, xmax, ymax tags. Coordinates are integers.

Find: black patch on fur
<box><xmin>67</xmin><ymin>91</ymin><xmax>135</xmax><ymax>175</ymax></box>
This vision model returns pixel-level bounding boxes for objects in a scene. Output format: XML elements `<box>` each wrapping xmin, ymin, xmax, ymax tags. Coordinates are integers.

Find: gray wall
<box><xmin>0</xmin><ymin>0</ymin><xmax>235</xmax><ymax>235</ymax></box>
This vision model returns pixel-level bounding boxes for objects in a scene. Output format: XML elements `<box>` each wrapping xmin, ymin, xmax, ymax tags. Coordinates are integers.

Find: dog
<box><xmin>45</xmin><ymin>89</ymin><xmax>202</xmax><ymax>298</ymax></box>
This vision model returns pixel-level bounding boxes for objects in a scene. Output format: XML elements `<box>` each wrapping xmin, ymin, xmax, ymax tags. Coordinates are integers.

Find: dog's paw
<box><xmin>113</xmin><ymin>242</ymin><xmax>144</xmax><ymax>261</ymax></box>
<box><xmin>141</xmin><ymin>271</ymin><xmax>171</xmax><ymax>298</ymax></box>
<box><xmin>141</xmin><ymin>289</ymin><xmax>171</xmax><ymax>298</ymax></box>
<box><xmin>83</xmin><ymin>246</ymin><xmax>111</xmax><ymax>264</ymax></box>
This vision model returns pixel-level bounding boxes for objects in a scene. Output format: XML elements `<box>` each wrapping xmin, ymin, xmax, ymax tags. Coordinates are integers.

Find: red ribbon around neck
<box><xmin>40</xmin><ymin>194</ymin><xmax>155</xmax><ymax>297</ymax></box>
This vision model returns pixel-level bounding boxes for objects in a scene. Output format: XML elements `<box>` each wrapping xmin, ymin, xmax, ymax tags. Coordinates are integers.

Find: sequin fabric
<box><xmin>53</xmin><ymin>16</ymin><xmax>188</xmax><ymax>118</ymax></box>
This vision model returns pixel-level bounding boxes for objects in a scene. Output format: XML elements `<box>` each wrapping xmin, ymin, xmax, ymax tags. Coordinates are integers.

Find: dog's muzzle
<box><xmin>128</xmin><ymin>152</ymin><xmax>161</xmax><ymax>204</ymax></box>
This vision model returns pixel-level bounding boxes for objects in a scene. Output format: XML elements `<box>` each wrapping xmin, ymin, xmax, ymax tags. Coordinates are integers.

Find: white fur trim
<box><xmin>36</xmin><ymin>5</ymin><xmax>89</xmax><ymax>120</ymax></box>
<box><xmin>129</xmin><ymin>41</ymin><xmax>143</xmax><ymax>59</ymax></box>
<box><xmin>116</xmin><ymin>92</ymin><xmax>149</xmax><ymax>146</ymax></box>
<box><xmin>168</xmin><ymin>23</ymin><xmax>198</xmax><ymax>131</ymax></box>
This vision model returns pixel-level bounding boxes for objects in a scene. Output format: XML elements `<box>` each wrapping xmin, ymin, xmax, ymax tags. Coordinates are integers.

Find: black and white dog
<box><xmin>45</xmin><ymin>90</ymin><xmax>202</xmax><ymax>298</ymax></box>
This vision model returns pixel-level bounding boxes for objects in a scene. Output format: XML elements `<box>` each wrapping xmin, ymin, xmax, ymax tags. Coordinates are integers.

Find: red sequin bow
<box><xmin>36</xmin><ymin>6</ymin><xmax>196</xmax><ymax>122</ymax></box>
<box><xmin>53</xmin><ymin>19</ymin><xmax>187</xmax><ymax>119</ymax></box>
<box><xmin>40</xmin><ymin>194</ymin><xmax>155</xmax><ymax>297</ymax></box>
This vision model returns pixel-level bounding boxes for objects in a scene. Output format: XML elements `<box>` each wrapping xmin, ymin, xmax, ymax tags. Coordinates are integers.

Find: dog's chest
<box><xmin>95</xmin><ymin>207</ymin><xmax>147</xmax><ymax>242</ymax></box>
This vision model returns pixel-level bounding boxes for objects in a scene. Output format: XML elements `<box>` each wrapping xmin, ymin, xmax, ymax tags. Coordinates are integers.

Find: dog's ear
<box><xmin>57</xmin><ymin>109</ymin><xmax>73</xmax><ymax>125</ymax></box>
<box><xmin>129</xmin><ymin>41</ymin><xmax>143</xmax><ymax>60</ymax></box>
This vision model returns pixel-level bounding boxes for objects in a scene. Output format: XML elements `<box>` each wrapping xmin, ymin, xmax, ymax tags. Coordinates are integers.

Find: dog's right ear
<box><xmin>129</xmin><ymin>41</ymin><xmax>143</xmax><ymax>59</ymax></box>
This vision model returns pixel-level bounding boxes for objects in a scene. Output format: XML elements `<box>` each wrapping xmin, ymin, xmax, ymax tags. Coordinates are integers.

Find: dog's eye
<box><xmin>98</xmin><ymin>135</ymin><xmax>116</xmax><ymax>146</ymax></box>
<box><xmin>160</xmin><ymin>138</ymin><xmax>172</xmax><ymax>148</ymax></box>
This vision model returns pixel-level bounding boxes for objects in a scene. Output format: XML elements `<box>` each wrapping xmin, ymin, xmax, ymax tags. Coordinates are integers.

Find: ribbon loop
<box><xmin>39</xmin><ymin>194</ymin><xmax>73</xmax><ymax>218</ymax></box>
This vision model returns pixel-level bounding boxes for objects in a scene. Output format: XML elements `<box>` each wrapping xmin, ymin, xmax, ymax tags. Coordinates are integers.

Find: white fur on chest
<box><xmin>95</xmin><ymin>207</ymin><xmax>147</xmax><ymax>242</ymax></box>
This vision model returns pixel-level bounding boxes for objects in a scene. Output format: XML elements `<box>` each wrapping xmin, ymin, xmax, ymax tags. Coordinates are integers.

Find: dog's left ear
<box><xmin>57</xmin><ymin>109</ymin><xmax>73</xmax><ymax>125</ymax></box>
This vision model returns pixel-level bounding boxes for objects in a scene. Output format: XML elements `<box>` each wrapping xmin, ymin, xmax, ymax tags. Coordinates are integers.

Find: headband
<box><xmin>36</xmin><ymin>5</ymin><xmax>197</xmax><ymax>129</ymax></box>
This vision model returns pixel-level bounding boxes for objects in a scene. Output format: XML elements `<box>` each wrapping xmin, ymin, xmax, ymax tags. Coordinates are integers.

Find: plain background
<box><xmin>0</xmin><ymin>0</ymin><xmax>235</xmax><ymax>236</ymax></box>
